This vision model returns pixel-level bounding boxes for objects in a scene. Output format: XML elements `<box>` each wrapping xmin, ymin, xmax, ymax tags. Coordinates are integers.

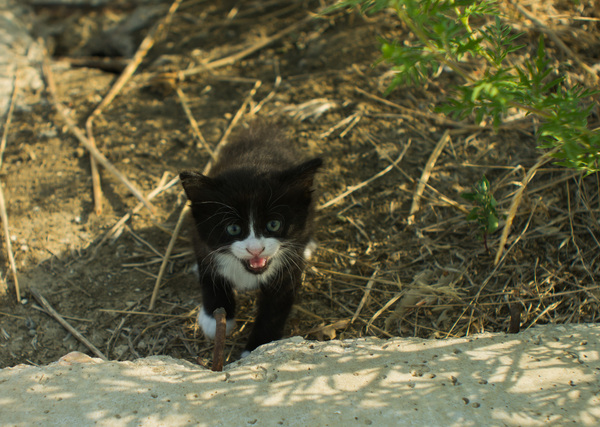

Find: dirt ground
<box><xmin>1</xmin><ymin>0</ymin><xmax>599</xmax><ymax>369</ymax></box>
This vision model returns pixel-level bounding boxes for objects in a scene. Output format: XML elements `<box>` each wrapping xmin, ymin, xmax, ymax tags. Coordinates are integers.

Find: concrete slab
<box><xmin>1</xmin><ymin>324</ymin><xmax>599</xmax><ymax>426</ymax></box>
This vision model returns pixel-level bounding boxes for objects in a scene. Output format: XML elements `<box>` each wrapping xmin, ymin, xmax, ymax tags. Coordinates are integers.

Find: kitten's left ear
<box><xmin>179</xmin><ymin>171</ymin><xmax>215</xmax><ymax>201</ymax></box>
<box><xmin>280</xmin><ymin>158</ymin><xmax>323</xmax><ymax>187</ymax></box>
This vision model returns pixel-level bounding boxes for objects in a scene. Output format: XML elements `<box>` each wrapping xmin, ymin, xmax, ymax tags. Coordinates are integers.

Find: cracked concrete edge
<box><xmin>1</xmin><ymin>324</ymin><xmax>599</xmax><ymax>426</ymax></box>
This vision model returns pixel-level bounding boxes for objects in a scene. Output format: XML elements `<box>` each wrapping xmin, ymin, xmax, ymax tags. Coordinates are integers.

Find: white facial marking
<box><xmin>198</xmin><ymin>307</ymin><xmax>236</xmax><ymax>339</ymax></box>
<box><xmin>215</xmin><ymin>218</ymin><xmax>283</xmax><ymax>291</ymax></box>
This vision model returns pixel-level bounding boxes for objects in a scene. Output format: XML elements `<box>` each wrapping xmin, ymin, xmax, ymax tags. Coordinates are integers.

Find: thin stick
<box><xmin>179</xmin><ymin>15</ymin><xmax>313</xmax><ymax>78</ymax></box>
<box><xmin>84</xmin><ymin>0</ymin><xmax>183</xmax><ymax>214</ymax></box>
<box><xmin>99</xmin><ymin>308</ymin><xmax>191</xmax><ymax>318</ymax></box>
<box><xmin>218</xmin><ymin>80</ymin><xmax>262</xmax><ymax>147</ymax></box>
<box><xmin>351</xmin><ymin>269</ymin><xmax>378</xmax><ymax>324</ymax></box>
<box><xmin>0</xmin><ymin>71</ymin><xmax>19</xmax><ymax>171</ymax></box>
<box><xmin>366</xmin><ymin>293</ymin><xmax>403</xmax><ymax>332</ymax></box>
<box><xmin>407</xmin><ymin>131</ymin><xmax>451</xmax><ymax>225</ymax></box>
<box><xmin>211</xmin><ymin>308</ymin><xmax>227</xmax><ymax>371</ymax></box>
<box><xmin>0</xmin><ymin>71</ymin><xmax>20</xmax><ymax>300</ymax></box>
<box><xmin>514</xmin><ymin>3</ymin><xmax>598</xmax><ymax>85</ymax></box>
<box><xmin>0</xmin><ymin>184</ymin><xmax>19</xmax><ymax>301</ymax></box>
<box><xmin>98</xmin><ymin>173</ymin><xmax>176</xmax><ymax>248</ymax></box>
<box><xmin>494</xmin><ymin>148</ymin><xmax>559</xmax><ymax>265</ymax></box>
<box><xmin>30</xmin><ymin>288</ymin><xmax>107</xmax><ymax>360</ymax></box>
<box><xmin>175</xmin><ymin>87</ymin><xmax>215</xmax><ymax>160</ymax></box>
<box><xmin>318</xmin><ymin>152</ymin><xmax>405</xmax><ymax>210</ymax></box>
<box><xmin>88</xmin><ymin>0</ymin><xmax>183</xmax><ymax>117</ymax></box>
<box><xmin>42</xmin><ymin>55</ymin><xmax>157</xmax><ymax>214</ymax></box>
<box><xmin>149</xmin><ymin>205</ymin><xmax>189</xmax><ymax>310</ymax></box>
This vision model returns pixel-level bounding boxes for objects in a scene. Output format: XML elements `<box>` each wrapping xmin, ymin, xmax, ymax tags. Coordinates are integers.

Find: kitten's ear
<box><xmin>179</xmin><ymin>171</ymin><xmax>215</xmax><ymax>201</ymax></box>
<box><xmin>280</xmin><ymin>158</ymin><xmax>323</xmax><ymax>187</ymax></box>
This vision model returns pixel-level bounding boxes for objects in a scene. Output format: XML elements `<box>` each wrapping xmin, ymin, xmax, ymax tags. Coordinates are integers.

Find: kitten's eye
<box><xmin>226</xmin><ymin>224</ymin><xmax>242</xmax><ymax>236</ymax></box>
<box><xmin>266</xmin><ymin>220</ymin><xmax>282</xmax><ymax>232</ymax></box>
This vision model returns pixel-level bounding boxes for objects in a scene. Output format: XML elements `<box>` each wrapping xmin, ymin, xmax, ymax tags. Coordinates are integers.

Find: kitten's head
<box><xmin>180</xmin><ymin>158</ymin><xmax>322</xmax><ymax>289</ymax></box>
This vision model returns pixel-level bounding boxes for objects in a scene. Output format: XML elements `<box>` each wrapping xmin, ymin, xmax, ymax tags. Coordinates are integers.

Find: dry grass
<box><xmin>2</xmin><ymin>0</ymin><xmax>598</xmax><ymax>368</ymax></box>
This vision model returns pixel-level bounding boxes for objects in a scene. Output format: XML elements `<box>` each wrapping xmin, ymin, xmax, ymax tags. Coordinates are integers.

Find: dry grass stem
<box><xmin>30</xmin><ymin>288</ymin><xmax>107</xmax><ymax>360</ymax></box>
<box><xmin>494</xmin><ymin>148</ymin><xmax>560</xmax><ymax>265</ymax></box>
<box><xmin>0</xmin><ymin>71</ymin><xmax>20</xmax><ymax>300</ymax></box>
<box><xmin>175</xmin><ymin>87</ymin><xmax>215</xmax><ymax>160</ymax></box>
<box><xmin>0</xmin><ymin>184</ymin><xmax>19</xmax><ymax>301</ymax></box>
<box><xmin>513</xmin><ymin>2</ymin><xmax>599</xmax><ymax>85</ymax></box>
<box><xmin>319</xmin><ymin>152</ymin><xmax>406</xmax><ymax>210</ymax></box>
<box><xmin>98</xmin><ymin>173</ymin><xmax>175</xmax><ymax>248</ymax></box>
<box><xmin>43</xmin><ymin>54</ymin><xmax>157</xmax><ymax>214</ymax></box>
<box><xmin>149</xmin><ymin>205</ymin><xmax>188</xmax><ymax>310</ymax></box>
<box><xmin>351</xmin><ymin>269</ymin><xmax>378</xmax><ymax>323</ymax></box>
<box><xmin>84</xmin><ymin>0</ymin><xmax>183</xmax><ymax>214</ymax></box>
<box><xmin>218</xmin><ymin>80</ymin><xmax>262</xmax><ymax>147</ymax></box>
<box><xmin>0</xmin><ymin>71</ymin><xmax>18</xmax><ymax>171</ymax></box>
<box><xmin>100</xmin><ymin>309</ymin><xmax>192</xmax><ymax>318</ymax></box>
<box><xmin>180</xmin><ymin>15</ymin><xmax>313</xmax><ymax>78</ymax></box>
<box><xmin>407</xmin><ymin>131</ymin><xmax>451</xmax><ymax>225</ymax></box>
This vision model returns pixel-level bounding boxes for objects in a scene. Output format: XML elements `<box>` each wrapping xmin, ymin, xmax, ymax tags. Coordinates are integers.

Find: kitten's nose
<box><xmin>246</xmin><ymin>246</ymin><xmax>264</xmax><ymax>257</ymax></box>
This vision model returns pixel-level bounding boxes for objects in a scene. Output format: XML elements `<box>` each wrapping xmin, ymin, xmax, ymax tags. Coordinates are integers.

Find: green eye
<box><xmin>266</xmin><ymin>220</ymin><xmax>282</xmax><ymax>232</ymax></box>
<box><xmin>226</xmin><ymin>224</ymin><xmax>242</xmax><ymax>236</ymax></box>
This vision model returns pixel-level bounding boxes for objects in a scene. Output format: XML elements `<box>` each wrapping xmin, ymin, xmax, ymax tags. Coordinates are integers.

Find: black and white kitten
<box><xmin>180</xmin><ymin>125</ymin><xmax>322</xmax><ymax>356</ymax></box>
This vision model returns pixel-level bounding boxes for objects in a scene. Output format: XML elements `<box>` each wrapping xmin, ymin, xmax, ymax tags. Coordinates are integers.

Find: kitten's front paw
<box><xmin>303</xmin><ymin>239</ymin><xmax>317</xmax><ymax>260</ymax></box>
<box><xmin>198</xmin><ymin>307</ymin><xmax>236</xmax><ymax>339</ymax></box>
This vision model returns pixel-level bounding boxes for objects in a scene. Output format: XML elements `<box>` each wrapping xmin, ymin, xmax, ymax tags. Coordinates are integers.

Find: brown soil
<box><xmin>1</xmin><ymin>0</ymin><xmax>599</xmax><ymax>369</ymax></box>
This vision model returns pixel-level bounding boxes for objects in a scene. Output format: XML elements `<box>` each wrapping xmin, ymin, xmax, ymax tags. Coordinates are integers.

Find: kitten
<box><xmin>180</xmin><ymin>125</ymin><xmax>322</xmax><ymax>356</ymax></box>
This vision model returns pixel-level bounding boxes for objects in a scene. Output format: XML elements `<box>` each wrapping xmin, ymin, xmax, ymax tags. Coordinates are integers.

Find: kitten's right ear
<box><xmin>179</xmin><ymin>171</ymin><xmax>214</xmax><ymax>201</ymax></box>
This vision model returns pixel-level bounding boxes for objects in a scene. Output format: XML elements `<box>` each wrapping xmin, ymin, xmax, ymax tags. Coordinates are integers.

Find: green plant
<box><xmin>325</xmin><ymin>0</ymin><xmax>600</xmax><ymax>173</ymax></box>
<box><xmin>461</xmin><ymin>176</ymin><xmax>500</xmax><ymax>252</ymax></box>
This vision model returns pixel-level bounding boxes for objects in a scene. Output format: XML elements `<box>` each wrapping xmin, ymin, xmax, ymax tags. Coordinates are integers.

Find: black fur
<box><xmin>180</xmin><ymin>125</ymin><xmax>321</xmax><ymax>353</ymax></box>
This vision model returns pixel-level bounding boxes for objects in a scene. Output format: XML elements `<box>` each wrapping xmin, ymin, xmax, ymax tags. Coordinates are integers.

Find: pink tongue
<box><xmin>249</xmin><ymin>257</ymin><xmax>268</xmax><ymax>269</ymax></box>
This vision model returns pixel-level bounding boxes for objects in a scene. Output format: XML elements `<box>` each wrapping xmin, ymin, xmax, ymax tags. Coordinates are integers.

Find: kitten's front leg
<box><xmin>243</xmin><ymin>279</ymin><xmax>297</xmax><ymax>355</ymax></box>
<box><xmin>198</xmin><ymin>276</ymin><xmax>237</xmax><ymax>340</ymax></box>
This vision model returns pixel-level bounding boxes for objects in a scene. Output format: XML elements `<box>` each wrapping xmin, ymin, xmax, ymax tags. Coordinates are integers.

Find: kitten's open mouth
<box><xmin>244</xmin><ymin>256</ymin><xmax>270</xmax><ymax>274</ymax></box>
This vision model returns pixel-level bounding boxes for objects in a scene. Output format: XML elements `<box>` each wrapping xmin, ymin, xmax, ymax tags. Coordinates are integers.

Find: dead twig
<box><xmin>219</xmin><ymin>80</ymin><xmax>262</xmax><ymax>146</ymax></box>
<box><xmin>351</xmin><ymin>269</ymin><xmax>378</xmax><ymax>324</ymax></box>
<box><xmin>0</xmin><ymin>71</ymin><xmax>20</xmax><ymax>301</ymax></box>
<box><xmin>494</xmin><ymin>147</ymin><xmax>559</xmax><ymax>265</ymax></box>
<box><xmin>149</xmin><ymin>204</ymin><xmax>189</xmax><ymax>310</ymax></box>
<box><xmin>318</xmin><ymin>151</ymin><xmax>406</xmax><ymax>210</ymax></box>
<box><xmin>0</xmin><ymin>184</ymin><xmax>19</xmax><ymax>301</ymax></box>
<box><xmin>513</xmin><ymin>2</ymin><xmax>599</xmax><ymax>85</ymax></box>
<box><xmin>84</xmin><ymin>0</ymin><xmax>184</xmax><ymax>214</ymax></box>
<box><xmin>179</xmin><ymin>15</ymin><xmax>313</xmax><ymax>79</ymax></box>
<box><xmin>0</xmin><ymin>71</ymin><xmax>18</xmax><ymax>171</ymax></box>
<box><xmin>30</xmin><ymin>288</ymin><xmax>107</xmax><ymax>360</ymax></box>
<box><xmin>42</xmin><ymin>53</ymin><xmax>157</xmax><ymax>214</ymax></box>
<box><xmin>407</xmin><ymin>131</ymin><xmax>451</xmax><ymax>225</ymax></box>
<box><xmin>211</xmin><ymin>308</ymin><xmax>227</xmax><ymax>371</ymax></box>
<box><xmin>97</xmin><ymin>173</ymin><xmax>176</xmax><ymax>249</ymax></box>
<box><xmin>175</xmin><ymin>86</ymin><xmax>215</xmax><ymax>160</ymax></box>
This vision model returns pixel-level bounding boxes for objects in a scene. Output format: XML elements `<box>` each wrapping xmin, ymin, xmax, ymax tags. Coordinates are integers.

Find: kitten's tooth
<box><xmin>249</xmin><ymin>257</ymin><xmax>268</xmax><ymax>269</ymax></box>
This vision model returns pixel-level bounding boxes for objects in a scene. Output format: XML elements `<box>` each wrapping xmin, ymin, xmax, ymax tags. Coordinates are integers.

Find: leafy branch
<box><xmin>326</xmin><ymin>0</ymin><xmax>600</xmax><ymax>173</ymax></box>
